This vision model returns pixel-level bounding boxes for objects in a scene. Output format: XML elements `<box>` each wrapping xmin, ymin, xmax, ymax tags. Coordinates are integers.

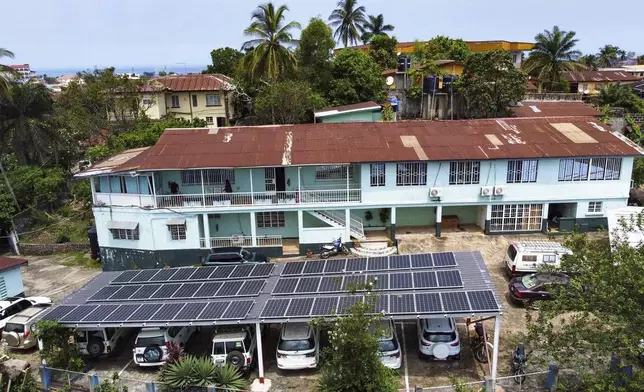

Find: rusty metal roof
<box><xmin>561</xmin><ymin>71</ymin><xmax>643</xmax><ymax>83</ymax></box>
<box><xmin>0</xmin><ymin>256</ymin><xmax>27</xmax><ymax>272</ymax></box>
<box><xmin>154</xmin><ymin>74</ymin><xmax>234</xmax><ymax>92</ymax></box>
<box><xmin>511</xmin><ymin>101</ymin><xmax>602</xmax><ymax>118</ymax></box>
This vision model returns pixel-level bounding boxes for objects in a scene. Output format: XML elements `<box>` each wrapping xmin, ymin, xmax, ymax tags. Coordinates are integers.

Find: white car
<box><xmin>76</xmin><ymin>327</ymin><xmax>133</xmax><ymax>358</ymax></box>
<box><xmin>0</xmin><ymin>296</ymin><xmax>51</xmax><ymax>332</ymax></box>
<box><xmin>133</xmin><ymin>326</ymin><xmax>195</xmax><ymax>367</ymax></box>
<box><xmin>211</xmin><ymin>327</ymin><xmax>256</xmax><ymax>373</ymax></box>
<box><xmin>276</xmin><ymin>323</ymin><xmax>319</xmax><ymax>370</ymax></box>
<box><xmin>373</xmin><ymin>320</ymin><xmax>402</xmax><ymax>370</ymax></box>
<box><xmin>417</xmin><ymin>318</ymin><xmax>461</xmax><ymax>360</ymax></box>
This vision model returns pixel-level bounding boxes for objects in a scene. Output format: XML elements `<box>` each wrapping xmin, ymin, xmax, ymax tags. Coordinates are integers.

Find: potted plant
<box><xmin>379</xmin><ymin>208</ymin><xmax>390</xmax><ymax>227</ymax></box>
<box><xmin>306</xmin><ymin>249</ymin><xmax>313</xmax><ymax>258</ymax></box>
<box><xmin>364</xmin><ymin>211</ymin><xmax>374</xmax><ymax>227</ymax></box>
<box><xmin>353</xmin><ymin>239</ymin><xmax>360</xmax><ymax>248</ymax></box>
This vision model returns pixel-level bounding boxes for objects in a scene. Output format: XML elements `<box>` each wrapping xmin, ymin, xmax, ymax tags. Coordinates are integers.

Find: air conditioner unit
<box><xmin>480</xmin><ymin>186</ymin><xmax>493</xmax><ymax>196</ymax></box>
<box><xmin>429</xmin><ymin>187</ymin><xmax>443</xmax><ymax>198</ymax></box>
<box><xmin>494</xmin><ymin>186</ymin><xmax>507</xmax><ymax>196</ymax></box>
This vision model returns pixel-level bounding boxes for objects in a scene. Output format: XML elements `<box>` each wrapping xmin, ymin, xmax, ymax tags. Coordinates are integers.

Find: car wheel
<box><xmin>226</xmin><ymin>350</ymin><xmax>245</xmax><ymax>368</ymax></box>
<box><xmin>87</xmin><ymin>339</ymin><xmax>105</xmax><ymax>358</ymax></box>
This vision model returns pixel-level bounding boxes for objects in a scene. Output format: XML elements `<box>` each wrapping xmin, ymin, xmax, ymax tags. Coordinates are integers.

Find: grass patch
<box><xmin>60</xmin><ymin>252</ymin><xmax>102</xmax><ymax>269</ymax></box>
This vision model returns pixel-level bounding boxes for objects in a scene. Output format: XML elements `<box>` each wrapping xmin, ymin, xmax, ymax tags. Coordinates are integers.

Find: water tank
<box><xmin>87</xmin><ymin>226</ymin><xmax>100</xmax><ymax>260</ymax></box>
<box><xmin>397</xmin><ymin>56</ymin><xmax>411</xmax><ymax>72</ymax></box>
<box><xmin>442</xmin><ymin>75</ymin><xmax>457</xmax><ymax>91</ymax></box>
<box><xmin>423</xmin><ymin>76</ymin><xmax>439</xmax><ymax>94</ymax></box>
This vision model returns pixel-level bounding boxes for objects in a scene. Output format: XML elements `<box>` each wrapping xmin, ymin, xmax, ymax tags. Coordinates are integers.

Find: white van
<box><xmin>505</xmin><ymin>241</ymin><xmax>572</xmax><ymax>276</ymax></box>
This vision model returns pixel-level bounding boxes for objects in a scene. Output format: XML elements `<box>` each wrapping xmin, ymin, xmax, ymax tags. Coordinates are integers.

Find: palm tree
<box><xmin>360</xmin><ymin>14</ymin><xmax>394</xmax><ymax>44</ymax></box>
<box><xmin>523</xmin><ymin>26</ymin><xmax>584</xmax><ymax>92</ymax></box>
<box><xmin>579</xmin><ymin>54</ymin><xmax>599</xmax><ymax>70</ymax></box>
<box><xmin>0</xmin><ymin>48</ymin><xmax>16</xmax><ymax>97</ymax></box>
<box><xmin>241</xmin><ymin>2</ymin><xmax>301</xmax><ymax>82</ymax></box>
<box><xmin>328</xmin><ymin>0</ymin><xmax>367</xmax><ymax>47</ymax></box>
<box><xmin>597</xmin><ymin>45</ymin><xmax>621</xmax><ymax>67</ymax></box>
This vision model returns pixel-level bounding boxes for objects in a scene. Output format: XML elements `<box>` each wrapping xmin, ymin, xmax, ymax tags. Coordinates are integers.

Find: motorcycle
<box><xmin>319</xmin><ymin>237</ymin><xmax>349</xmax><ymax>259</ymax></box>
<box><xmin>511</xmin><ymin>343</ymin><xmax>528</xmax><ymax>384</ymax></box>
<box><xmin>470</xmin><ymin>322</ymin><xmax>493</xmax><ymax>363</ymax></box>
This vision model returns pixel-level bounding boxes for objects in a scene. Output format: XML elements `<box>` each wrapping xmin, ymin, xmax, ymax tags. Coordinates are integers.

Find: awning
<box><xmin>106</xmin><ymin>221</ymin><xmax>139</xmax><ymax>230</ymax></box>
<box><xmin>166</xmin><ymin>218</ymin><xmax>186</xmax><ymax>225</ymax></box>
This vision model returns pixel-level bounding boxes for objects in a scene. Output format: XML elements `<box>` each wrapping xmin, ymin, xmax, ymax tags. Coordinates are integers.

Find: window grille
<box><xmin>588</xmin><ymin>201</ymin><xmax>603</xmax><ymax>213</ymax></box>
<box><xmin>315</xmin><ymin>165</ymin><xmax>353</xmax><ymax>181</ymax></box>
<box><xmin>181</xmin><ymin>169</ymin><xmax>235</xmax><ymax>185</ymax></box>
<box><xmin>506</xmin><ymin>160</ymin><xmax>538</xmax><ymax>183</ymax></box>
<box><xmin>396</xmin><ymin>162</ymin><xmax>427</xmax><ymax>186</ymax></box>
<box><xmin>168</xmin><ymin>224</ymin><xmax>187</xmax><ymax>240</ymax></box>
<box><xmin>489</xmin><ymin>204</ymin><xmax>543</xmax><ymax>232</ymax></box>
<box><xmin>370</xmin><ymin>164</ymin><xmax>386</xmax><ymax>187</ymax></box>
<box><xmin>449</xmin><ymin>161</ymin><xmax>480</xmax><ymax>185</ymax></box>
<box><xmin>110</xmin><ymin>228</ymin><xmax>139</xmax><ymax>240</ymax></box>
<box><xmin>257</xmin><ymin>212</ymin><xmax>285</xmax><ymax>228</ymax></box>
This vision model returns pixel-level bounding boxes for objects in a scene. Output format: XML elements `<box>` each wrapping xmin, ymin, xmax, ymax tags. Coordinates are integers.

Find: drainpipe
<box><xmin>188</xmin><ymin>93</ymin><xmax>194</xmax><ymax>121</ymax></box>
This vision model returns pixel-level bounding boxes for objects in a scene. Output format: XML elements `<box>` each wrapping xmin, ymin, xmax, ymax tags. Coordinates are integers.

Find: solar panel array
<box><xmin>272</xmin><ymin>270</ymin><xmax>463</xmax><ymax>295</ymax></box>
<box><xmin>41</xmin><ymin>300</ymin><xmax>255</xmax><ymax>323</ymax></box>
<box><xmin>280</xmin><ymin>253</ymin><xmax>457</xmax><ymax>276</ymax></box>
<box><xmin>260</xmin><ymin>290</ymin><xmax>499</xmax><ymax>319</ymax></box>
<box><xmin>111</xmin><ymin>264</ymin><xmax>275</xmax><ymax>284</ymax></box>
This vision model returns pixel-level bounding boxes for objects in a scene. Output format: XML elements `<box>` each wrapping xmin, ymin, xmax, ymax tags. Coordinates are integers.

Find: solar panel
<box><xmin>194</xmin><ymin>282</ymin><xmax>223</xmax><ymax>298</ymax></box>
<box><xmin>261</xmin><ymin>298</ymin><xmax>290</xmax><ymax>318</ymax></box>
<box><xmin>229</xmin><ymin>264</ymin><xmax>255</xmax><ymax>278</ymax></box>
<box><xmin>128</xmin><ymin>303</ymin><xmax>161</xmax><ymax>321</ymax></box>
<box><xmin>174</xmin><ymin>302</ymin><xmax>207</xmax><ymax>320</ymax></box>
<box><xmin>150</xmin><ymin>284</ymin><xmax>181</xmax><ymax>299</ymax></box>
<box><xmin>41</xmin><ymin>305</ymin><xmax>77</xmax><ymax>321</ymax></box>
<box><xmin>111</xmin><ymin>270</ymin><xmax>141</xmax><ymax>284</ymax></box>
<box><xmin>130</xmin><ymin>269</ymin><xmax>158</xmax><ymax>282</ymax></box>
<box><xmin>282</xmin><ymin>261</ymin><xmax>305</xmax><ymax>276</ymax></box>
<box><xmin>272</xmin><ymin>278</ymin><xmax>298</xmax><ymax>294</ymax></box>
<box><xmin>346</xmin><ymin>258</ymin><xmax>367</xmax><ymax>272</ymax></box>
<box><xmin>367</xmin><ymin>257</ymin><xmax>388</xmax><ymax>271</ymax></box>
<box><xmin>210</xmin><ymin>266</ymin><xmax>235</xmax><ymax>279</ymax></box>
<box><xmin>389</xmin><ymin>255</ymin><xmax>411</xmax><ymax>270</ymax></box>
<box><xmin>467</xmin><ymin>290</ymin><xmax>499</xmax><ymax>311</ymax></box>
<box><xmin>88</xmin><ymin>286</ymin><xmax>121</xmax><ymax>301</ymax></box>
<box><xmin>150</xmin><ymin>303</ymin><xmax>185</xmax><ymax>321</ymax></box>
<box><xmin>373</xmin><ymin>295</ymin><xmax>389</xmax><ymax>314</ymax></box>
<box><xmin>324</xmin><ymin>258</ymin><xmax>346</xmax><ymax>273</ymax></box>
<box><xmin>318</xmin><ymin>276</ymin><xmax>343</xmax><ymax>292</ymax></box>
<box><xmin>338</xmin><ymin>296</ymin><xmax>363</xmax><ymax>314</ymax></box>
<box><xmin>61</xmin><ymin>306</ymin><xmax>97</xmax><ymax>322</ymax></box>
<box><xmin>433</xmin><ymin>252</ymin><xmax>457</xmax><ymax>267</ymax></box>
<box><xmin>390</xmin><ymin>272</ymin><xmax>413</xmax><ymax>290</ymax></box>
<box><xmin>222</xmin><ymin>300</ymin><xmax>254</xmax><ymax>319</ymax></box>
<box><xmin>411</xmin><ymin>254</ymin><xmax>433</xmax><ymax>269</ymax></box>
<box><xmin>237</xmin><ymin>280</ymin><xmax>265</xmax><ymax>296</ymax></box>
<box><xmin>197</xmin><ymin>301</ymin><xmax>231</xmax><ymax>320</ymax></box>
<box><xmin>366</xmin><ymin>274</ymin><xmax>389</xmax><ymax>290</ymax></box>
<box><xmin>250</xmin><ymin>263</ymin><xmax>274</xmax><ymax>277</ymax></box>
<box><xmin>415</xmin><ymin>293</ymin><xmax>442</xmax><ymax>313</ymax></box>
<box><xmin>110</xmin><ymin>285</ymin><xmax>140</xmax><ymax>300</ymax></box>
<box><xmin>104</xmin><ymin>304</ymin><xmax>141</xmax><ymax>322</ymax></box>
<box><xmin>285</xmin><ymin>297</ymin><xmax>314</xmax><ymax>317</ymax></box>
<box><xmin>311</xmin><ymin>296</ymin><xmax>339</xmax><ymax>316</ymax></box>
<box><xmin>303</xmin><ymin>260</ymin><xmax>325</xmax><ymax>275</ymax></box>
<box><xmin>413</xmin><ymin>271</ymin><xmax>438</xmax><ymax>289</ymax></box>
<box><xmin>82</xmin><ymin>305</ymin><xmax>119</xmax><ymax>322</ymax></box>
<box><xmin>295</xmin><ymin>277</ymin><xmax>321</xmax><ymax>293</ymax></box>
<box><xmin>217</xmin><ymin>281</ymin><xmax>244</xmax><ymax>296</ymax></box>
<box><xmin>169</xmin><ymin>268</ymin><xmax>197</xmax><ymax>281</ymax></box>
<box><xmin>342</xmin><ymin>274</ymin><xmax>366</xmax><ymax>290</ymax></box>
<box><xmin>150</xmin><ymin>269</ymin><xmax>177</xmax><ymax>282</ymax></box>
<box><xmin>129</xmin><ymin>284</ymin><xmax>161</xmax><ymax>299</ymax></box>
<box><xmin>191</xmin><ymin>267</ymin><xmax>216</xmax><ymax>280</ymax></box>
<box><xmin>441</xmin><ymin>292</ymin><xmax>470</xmax><ymax>312</ymax></box>
<box><xmin>436</xmin><ymin>270</ymin><xmax>463</xmax><ymax>288</ymax></box>
<box><xmin>390</xmin><ymin>294</ymin><xmax>415</xmax><ymax>314</ymax></box>
<box><xmin>171</xmin><ymin>283</ymin><xmax>202</xmax><ymax>298</ymax></box>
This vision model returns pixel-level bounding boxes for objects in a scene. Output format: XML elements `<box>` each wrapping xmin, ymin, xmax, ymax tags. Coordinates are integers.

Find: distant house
<box><xmin>381</xmin><ymin>60</ymin><xmax>464</xmax><ymax>91</ymax></box>
<box><xmin>561</xmin><ymin>71</ymin><xmax>644</xmax><ymax>95</ymax></box>
<box><xmin>314</xmin><ymin>101</ymin><xmax>383</xmax><ymax>123</ymax></box>
<box><xmin>511</xmin><ymin>101</ymin><xmax>602</xmax><ymax>118</ymax></box>
<box><xmin>0</xmin><ymin>257</ymin><xmax>28</xmax><ymax>298</ymax></box>
<box><xmin>625</xmin><ymin>80</ymin><xmax>644</xmax><ymax>99</ymax></box>
<box><xmin>607</xmin><ymin>207</ymin><xmax>644</xmax><ymax>248</ymax></box>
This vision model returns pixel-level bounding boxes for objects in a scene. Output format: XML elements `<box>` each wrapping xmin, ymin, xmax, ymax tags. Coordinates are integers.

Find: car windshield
<box><xmin>241</xmin><ymin>250</ymin><xmax>252</xmax><ymax>260</ymax></box>
<box><xmin>521</xmin><ymin>274</ymin><xmax>540</xmax><ymax>289</ymax></box>
<box><xmin>423</xmin><ymin>332</ymin><xmax>456</xmax><ymax>343</ymax></box>
<box><xmin>278</xmin><ymin>337</ymin><xmax>314</xmax><ymax>352</ymax></box>
<box><xmin>4</xmin><ymin>323</ymin><xmax>24</xmax><ymax>333</ymax></box>
<box><xmin>378</xmin><ymin>339</ymin><xmax>398</xmax><ymax>352</ymax></box>
<box><xmin>137</xmin><ymin>335</ymin><xmax>165</xmax><ymax>347</ymax></box>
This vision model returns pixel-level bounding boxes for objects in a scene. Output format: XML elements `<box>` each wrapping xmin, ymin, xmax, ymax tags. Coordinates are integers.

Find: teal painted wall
<box><xmin>397</xmin><ymin>207</ymin><xmax>436</xmax><ymax>227</ymax></box>
<box><xmin>442</xmin><ymin>206</ymin><xmax>479</xmax><ymax>224</ymax></box>
<box><xmin>318</xmin><ymin>110</ymin><xmax>381</xmax><ymax>123</ymax></box>
<box><xmin>302</xmin><ymin>212</ymin><xmax>333</xmax><ymax>228</ymax></box>
<box><xmin>352</xmin><ymin>208</ymin><xmax>390</xmax><ymax>227</ymax></box>
<box><xmin>208</xmin><ymin>212</ymin><xmax>299</xmax><ymax>238</ymax></box>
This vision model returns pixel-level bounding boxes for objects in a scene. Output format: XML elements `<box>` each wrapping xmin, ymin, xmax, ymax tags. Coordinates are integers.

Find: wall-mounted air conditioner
<box><xmin>494</xmin><ymin>186</ymin><xmax>507</xmax><ymax>196</ymax></box>
<box><xmin>429</xmin><ymin>187</ymin><xmax>443</xmax><ymax>198</ymax></box>
<box><xmin>480</xmin><ymin>186</ymin><xmax>493</xmax><ymax>196</ymax></box>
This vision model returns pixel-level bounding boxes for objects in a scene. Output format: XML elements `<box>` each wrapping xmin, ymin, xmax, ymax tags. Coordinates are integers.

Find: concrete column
<box><xmin>249</xmin><ymin>169</ymin><xmax>254</xmax><ymax>205</ymax></box>
<box><xmin>491</xmin><ymin>316</ymin><xmax>501</xmax><ymax>390</ymax></box>
<box><xmin>250</xmin><ymin>212</ymin><xmax>257</xmax><ymax>247</ymax></box>
<box><xmin>484</xmin><ymin>204</ymin><xmax>492</xmax><ymax>234</ymax></box>
<box><xmin>542</xmin><ymin>202</ymin><xmax>549</xmax><ymax>233</ymax></box>
<box><xmin>255</xmin><ymin>322</ymin><xmax>265</xmax><ymax>383</ymax></box>
<box><xmin>344</xmin><ymin>209</ymin><xmax>351</xmax><ymax>243</ymax></box>
<box><xmin>390</xmin><ymin>207</ymin><xmax>397</xmax><ymax>244</ymax></box>
<box><xmin>435</xmin><ymin>205</ymin><xmax>443</xmax><ymax>238</ymax></box>
<box><xmin>202</xmin><ymin>214</ymin><xmax>210</xmax><ymax>249</ymax></box>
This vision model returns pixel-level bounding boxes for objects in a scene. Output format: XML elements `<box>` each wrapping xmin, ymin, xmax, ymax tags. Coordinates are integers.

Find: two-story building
<box><xmin>561</xmin><ymin>71</ymin><xmax>644</xmax><ymax>95</ymax></box>
<box><xmin>76</xmin><ymin>117</ymin><xmax>643</xmax><ymax>270</ymax></box>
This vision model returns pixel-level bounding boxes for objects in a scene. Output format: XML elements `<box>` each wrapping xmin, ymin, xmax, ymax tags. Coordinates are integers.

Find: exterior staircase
<box><xmin>306</xmin><ymin>210</ymin><xmax>366</xmax><ymax>241</ymax></box>
<box><xmin>351</xmin><ymin>242</ymin><xmax>397</xmax><ymax>257</ymax></box>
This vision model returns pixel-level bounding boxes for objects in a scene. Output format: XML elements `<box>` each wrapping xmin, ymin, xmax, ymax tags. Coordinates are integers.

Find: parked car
<box><xmin>276</xmin><ymin>323</ymin><xmax>319</xmax><ymax>370</ymax></box>
<box><xmin>0</xmin><ymin>297</ymin><xmax>51</xmax><ymax>332</ymax></box>
<box><xmin>505</xmin><ymin>241</ymin><xmax>571</xmax><ymax>277</ymax></box>
<box><xmin>211</xmin><ymin>326</ymin><xmax>256</xmax><ymax>373</ymax></box>
<box><xmin>417</xmin><ymin>318</ymin><xmax>461</xmax><ymax>360</ymax></box>
<box><xmin>133</xmin><ymin>326</ymin><xmax>196</xmax><ymax>367</ymax></box>
<box><xmin>76</xmin><ymin>327</ymin><xmax>134</xmax><ymax>358</ymax></box>
<box><xmin>203</xmin><ymin>247</ymin><xmax>269</xmax><ymax>265</ymax></box>
<box><xmin>372</xmin><ymin>320</ymin><xmax>401</xmax><ymax>370</ymax></box>
<box><xmin>1</xmin><ymin>306</ymin><xmax>50</xmax><ymax>349</ymax></box>
<box><xmin>508</xmin><ymin>272</ymin><xmax>571</xmax><ymax>307</ymax></box>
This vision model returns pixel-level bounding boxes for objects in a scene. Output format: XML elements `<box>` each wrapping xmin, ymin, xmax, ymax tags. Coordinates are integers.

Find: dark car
<box><xmin>508</xmin><ymin>273</ymin><xmax>570</xmax><ymax>307</ymax></box>
<box><xmin>203</xmin><ymin>247</ymin><xmax>269</xmax><ymax>265</ymax></box>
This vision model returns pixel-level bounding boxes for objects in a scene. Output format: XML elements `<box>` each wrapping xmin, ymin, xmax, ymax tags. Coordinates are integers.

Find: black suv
<box><xmin>203</xmin><ymin>247</ymin><xmax>269</xmax><ymax>265</ymax></box>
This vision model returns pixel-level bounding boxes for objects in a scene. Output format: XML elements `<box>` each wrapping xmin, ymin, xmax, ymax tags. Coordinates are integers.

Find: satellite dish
<box><xmin>385</xmin><ymin>76</ymin><xmax>395</xmax><ymax>86</ymax></box>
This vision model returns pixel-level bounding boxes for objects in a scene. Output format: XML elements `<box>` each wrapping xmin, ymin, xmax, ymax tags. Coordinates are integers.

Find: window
<box><xmin>110</xmin><ymin>228</ymin><xmax>139</xmax><ymax>240</ymax></box>
<box><xmin>206</xmin><ymin>116</ymin><xmax>214</xmax><ymax>125</ymax></box>
<box><xmin>171</xmin><ymin>95</ymin><xmax>180</xmax><ymax>108</ymax></box>
<box><xmin>206</xmin><ymin>94</ymin><xmax>221</xmax><ymax>106</ymax></box>
<box><xmin>559</xmin><ymin>158</ymin><xmax>621</xmax><ymax>181</ymax></box>
<box><xmin>370</xmin><ymin>164</ymin><xmax>385</xmax><ymax>187</ymax></box>
<box><xmin>168</xmin><ymin>224</ymin><xmax>187</xmax><ymax>240</ymax></box>
<box><xmin>581</xmin><ymin>83</ymin><xmax>589</xmax><ymax>92</ymax></box>
<box><xmin>588</xmin><ymin>201</ymin><xmax>603</xmax><ymax>213</ymax></box>
<box><xmin>181</xmin><ymin>169</ymin><xmax>235</xmax><ymax>185</ymax></box>
<box><xmin>93</xmin><ymin>177</ymin><xmax>102</xmax><ymax>193</ymax></box>
<box><xmin>396</xmin><ymin>162</ymin><xmax>427</xmax><ymax>186</ymax></box>
<box><xmin>589</xmin><ymin>158</ymin><xmax>621</xmax><ymax>180</ymax></box>
<box><xmin>543</xmin><ymin>255</ymin><xmax>556</xmax><ymax>263</ymax></box>
<box><xmin>507</xmin><ymin>160</ymin><xmax>538</xmax><ymax>183</ymax></box>
<box><xmin>216</xmin><ymin>117</ymin><xmax>226</xmax><ymax>127</ymax></box>
<box><xmin>449</xmin><ymin>161</ymin><xmax>480</xmax><ymax>185</ymax></box>
<box><xmin>192</xmin><ymin>95</ymin><xmax>198</xmax><ymax>107</ymax></box>
<box><xmin>142</xmin><ymin>98</ymin><xmax>152</xmax><ymax>105</ymax></box>
<box><xmin>558</xmin><ymin>158</ymin><xmax>589</xmax><ymax>181</ymax></box>
<box><xmin>110</xmin><ymin>176</ymin><xmax>127</xmax><ymax>193</ymax></box>
<box><xmin>315</xmin><ymin>165</ymin><xmax>353</xmax><ymax>181</ymax></box>
<box><xmin>490</xmin><ymin>204</ymin><xmax>543</xmax><ymax>232</ymax></box>
<box><xmin>521</xmin><ymin>255</ymin><xmax>537</xmax><ymax>262</ymax></box>
<box><xmin>257</xmin><ymin>212</ymin><xmax>285</xmax><ymax>228</ymax></box>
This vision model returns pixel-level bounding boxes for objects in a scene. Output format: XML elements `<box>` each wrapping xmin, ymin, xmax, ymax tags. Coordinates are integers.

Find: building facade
<box><xmin>561</xmin><ymin>71</ymin><xmax>644</xmax><ymax>95</ymax></box>
<box><xmin>77</xmin><ymin>118</ymin><xmax>643</xmax><ymax>270</ymax></box>
<box><xmin>0</xmin><ymin>257</ymin><xmax>28</xmax><ymax>297</ymax></box>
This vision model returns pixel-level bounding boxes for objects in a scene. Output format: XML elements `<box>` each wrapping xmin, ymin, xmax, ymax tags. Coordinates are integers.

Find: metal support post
<box><xmin>491</xmin><ymin>316</ymin><xmax>501</xmax><ymax>389</ymax></box>
<box><xmin>202</xmin><ymin>214</ymin><xmax>210</xmax><ymax>249</ymax></box>
<box><xmin>255</xmin><ymin>322</ymin><xmax>265</xmax><ymax>383</ymax></box>
<box><xmin>200</xmin><ymin>170</ymin><xmax>205</xmax><ymax>206</ymax></box>
<box><xmin>435</xmin><ymin>205</ymin><xmax>443</xmax><ymax>238</ymax></box>
<box><xmin>345</xmin><ymin>209</ymin><xmax>351</xmax><ymax>243</ymax></box>
<box><xmin>250</xmin><ymin>212</ymin><xmax>257</xmax><ymax>247</ymax></box>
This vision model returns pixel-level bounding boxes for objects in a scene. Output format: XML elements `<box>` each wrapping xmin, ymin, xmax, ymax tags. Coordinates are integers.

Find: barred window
<box><xmin>110</xmin><ymin>228</ymin><xmax>139</xmax><ymax>240</ymax></box>
<box><xmin>370</xmin><ymin>164</ymin><xmax>385</xmax><ymax>187</ymax></box>
<box><xmin>396</xmin><ymin>162</ymin><xmax>427</xmax><ymax>186</ymax></box>
<box><xmin>257</xmin><ymin>212</ymin><xmax>285</xmax><ymax>228</ymax></box>
<box><xmin>558</xmin><ymin>158</ymin><xmax>589</xmax><ymax>181</ymax></box>
<box><xmin>315</xmin><ymin>165</ymin><xmax>353</xmax><ymax>181</ymax></box>
<box><xmin>449</xmin><ymin>161</ymin><xmax>480</xmax><ymax>185</ymax></box>
<box><xmin>588</xmin><ymin>201</ymin><xmax>603</xmax><ymax>213</ymax></box>
<box><xmin>507</xmin><ymin>160</ymin><xmax>538</xmax><ymax>183</ymax></box>
<box><xmin>489</xmin><ymin>204</ymin><xmax>543</xmax><ymax>232</ymax></box>
<box><xmin>168</xmin><ymin>224</ymin><xmax>187</xmax><ymax>240</ymax></box>
<box><xmin>589</xmin><ymin>158</ymin><xmax>621</xmax><ymax>180</ymax></box>
<box><xmin>180</xmin><ymin>169</ymin><xmax>235</xmax><ymax>185</ymax></box>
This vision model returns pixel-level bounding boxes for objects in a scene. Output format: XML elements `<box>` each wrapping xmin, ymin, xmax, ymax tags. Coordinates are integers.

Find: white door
<box><xmin>264</xmin><ymin>168</ymin><xmax>276</xmax><ymax>192</ymax></box>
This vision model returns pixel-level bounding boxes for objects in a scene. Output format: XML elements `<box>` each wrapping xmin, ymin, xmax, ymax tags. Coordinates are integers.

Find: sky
<box><xmin>2</xmin><ymin>0</ymin><xmax>643</xmax><ymax>70</ymax></box>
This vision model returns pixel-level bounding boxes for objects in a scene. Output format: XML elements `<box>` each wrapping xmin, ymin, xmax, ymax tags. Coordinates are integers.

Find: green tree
<box><xmin>0</xmin><ymin>48</ymin><xmax>16</xmax><ymax>97</ymax></box>
<box><xmin>598</xmin><ymin>84</ymin><xmax>644</xmax><ymax>113</ymax></box>
<box><xmin>241</xmin><ymin>2</ymin><xmax>301</xmax><ymax>82</ymax></box>
<box><xmin>456</xmin><ymin>50</ymin><xmax>527</xmax><ymax>118</ymax></box>
<box><xmin>361</xmin><ymin>14</ymin><xmax>394</xmax><ymax>44</ymax></box>
<box><xmin>580</xmin><ymin>54</ymin><xmax>599</xmax><ymax>70</ymax></box>
<box><xmin>36</xmin><ymin>320</ymin><xmax>84</xmax><ymax>371</ymax></box>
<box><xmin>158</xmin><ymin>70</ymin><xmax>168</xmax><ymax>76</ymax></box>
<box><xmin>368</xmin><ymin>35</ymin><xmax>398</xmax><ymax>70</ymax></box>
<box><xmin>255</xmin><ymin>80</ymin><xmax>326</xmax><ymax>124</ymax></box>
<box><xmin>325</xmin><ymin>50</ymin><xmax>386</xmax><ymax>106</ymax></box>
<box><xmin>161</xmin><ymin>356</ymin><xmax>246</xmax><ymax>390</ymax></box>
<box><xmin>638</xmin><ymin>55</ymin><xmax>644</xmax><ymax>65</ymax></box>
<box><xmin>598</xmin><ymin>44</ymin><xmax>622</xmax><ymax>67</ymax></box>
<box><xmin>328</xmin><ymin>0</ymin><xmax>367</xmax><ymax>47</ymax></box>
<box><xmin>296</xmin><ymin>17</ymin><xmax>335</xmax><ymax>90</ymax></box>
<box><xmin>202</xmin><ymin>47</ymin><xmax>244</xmax><ymax>76</ymax></box>
<box><xmin>523</xmin><ymin>26</ymin><xmax>584</xmax><ymax>91</ymax></box>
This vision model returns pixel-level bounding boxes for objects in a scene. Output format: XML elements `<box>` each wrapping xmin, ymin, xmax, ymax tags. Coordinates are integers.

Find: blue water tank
<box><xmin>423</xmin><ymin>76</ymin><xmax>439</xmax><ymax>94</ymax></box>
<box><xmin>442</xmin><ymin>75</ymin><xmax>457</xmax><ymax>91</ymax></box>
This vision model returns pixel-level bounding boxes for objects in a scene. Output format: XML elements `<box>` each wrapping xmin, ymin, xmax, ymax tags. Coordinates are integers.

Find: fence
<box><xmin>400</xmin><ymin>369</ymin><xmax>556</xmax><ymax>392</ymax></box>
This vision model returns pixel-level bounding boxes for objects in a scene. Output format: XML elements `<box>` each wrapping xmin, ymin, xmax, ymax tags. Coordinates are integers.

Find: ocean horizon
<box><xmin>35</xmin><ymin>64</ymin><xmax>208</xmax><ymax>77</ymax></box>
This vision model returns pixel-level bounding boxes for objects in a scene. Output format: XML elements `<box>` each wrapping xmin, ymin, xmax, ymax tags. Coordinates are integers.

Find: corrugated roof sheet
<box><xmin>317</xmin><ymin>101</ymin><xmax>380</xmax><ymax>114</ymax></box>
<box><xmin>0</xmin><ymin>256</ymin><xmax>27</xmax><ymax>272</ymax></box>
<box><xmin>511</xmin><ymin>101</ymin><xmax>602</xmax><ymax>118</ymax></box>
<box><xmin>76</xmin><ymin>147</ymin><xmax>150</xmax><ymax>177</ymax></box>
<box><xmin>78</xmin><ymin>118</ymin><xmax>642</xmax><ymax>174</ymax></box>
<box><xmin>561</xmin><ymin>71</ymin><xmax>644</xmax><ymax>83</ymax></box>
<box><xmin>154</xmin><ymin>74</ymin><xmax>234</xmax><ymax>92</ymax></box>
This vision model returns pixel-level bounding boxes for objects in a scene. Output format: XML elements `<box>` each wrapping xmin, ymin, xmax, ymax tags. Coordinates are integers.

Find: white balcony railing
<box><xmin>199</xmin><ymin>235</ymin><xmax>283</xmax><ymax>249</ymax></box>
